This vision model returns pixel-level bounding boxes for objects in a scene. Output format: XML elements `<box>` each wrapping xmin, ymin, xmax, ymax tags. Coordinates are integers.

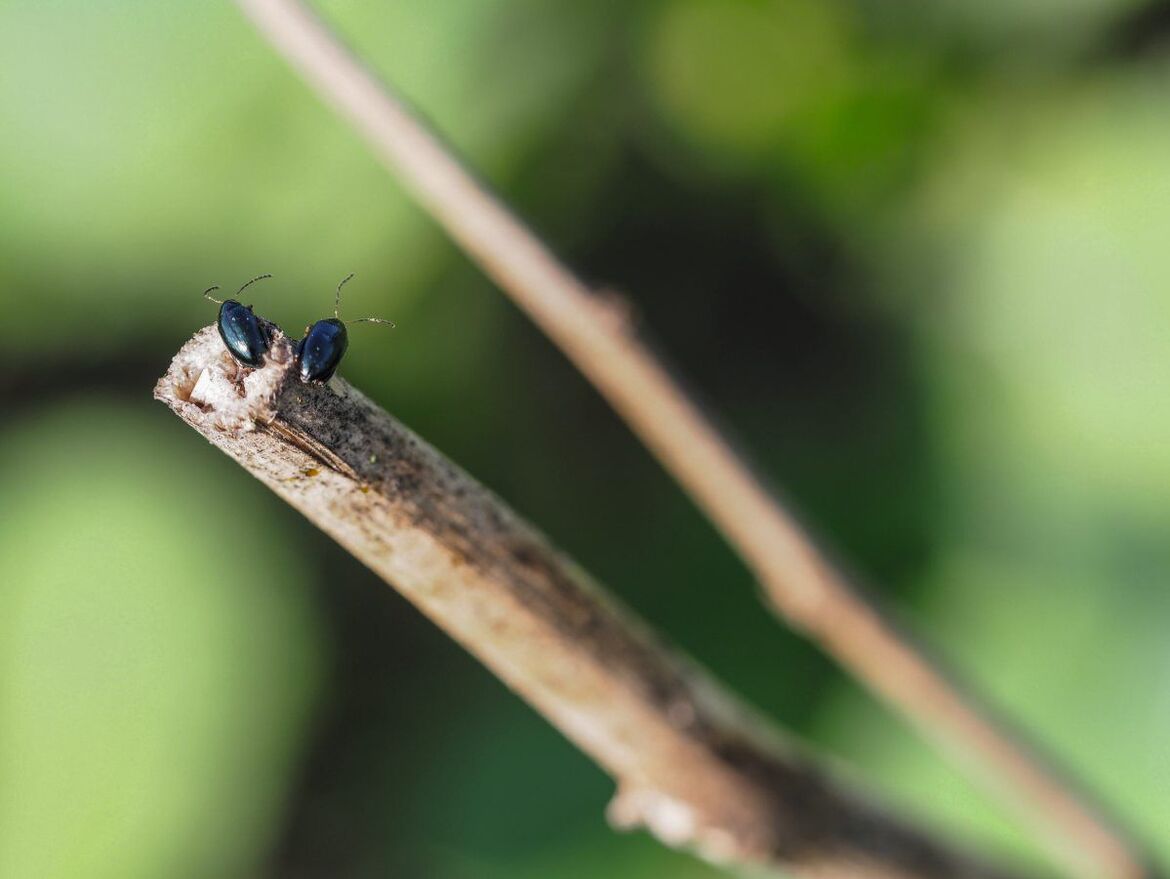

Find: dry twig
<box><xmin>156</xmin><ymin>328</ymin><xmax>1029</xmax><ymax>879</ymax></box>
<box><xmin>227</xmin><ymin>2</ymin><xmax>1155</xmax><ymax>877</ymax></box>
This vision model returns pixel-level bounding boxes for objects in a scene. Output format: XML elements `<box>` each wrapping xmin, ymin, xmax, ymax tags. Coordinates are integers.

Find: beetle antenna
<box><xmin>235</xmin><ymin>273</ymin><xmax>273</xmax><ymax>297</ymax></box>
<box><xmin>334</xmin><ymin>272</ymin><xmax>356</xmax><ymax>318</ymax></box>
<box><xmin>334</xmin><ymin>273</ymin><xmax>392</xmax><ymax>325</ymax></box>
<box><xmin>203</xmin><ymin>285</ymin><xmax>224</xmax><ymax>305</ymax></box>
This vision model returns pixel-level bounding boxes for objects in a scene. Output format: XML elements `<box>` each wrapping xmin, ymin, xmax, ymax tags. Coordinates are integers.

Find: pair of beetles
<box><xmin>206</xmin><ymin>274</ymin><xmax>392</xmax><ymax>383</ymax></box>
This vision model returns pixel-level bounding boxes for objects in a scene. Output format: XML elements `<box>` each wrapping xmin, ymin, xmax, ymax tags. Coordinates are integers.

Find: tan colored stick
<box><xmin>229</xmin><ymin>3</ymin><xmax>1155</xmax><ymax>877</ymax></box>
<box><xmin>155</xmin><ymin>327</ymin><xmax>1028</xmax><ymax>879</ymax></box>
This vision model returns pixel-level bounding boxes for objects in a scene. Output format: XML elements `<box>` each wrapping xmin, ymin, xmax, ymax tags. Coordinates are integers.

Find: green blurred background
<box><xmin>1</xmin><ymin>0</ymin><xmax>1167</xmax><ymax>876</ymax></box>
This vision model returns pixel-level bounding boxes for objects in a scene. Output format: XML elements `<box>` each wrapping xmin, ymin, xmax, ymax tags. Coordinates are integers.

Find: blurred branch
<box><xmin>230</xmin><ymin>2</ymin><xmax>1155</xmax><ymax>877</ymax></box>
<box><xmin>156</xmin><ymin>327</ymin><xmax>1029</xmax><ymax>879</ymax></box>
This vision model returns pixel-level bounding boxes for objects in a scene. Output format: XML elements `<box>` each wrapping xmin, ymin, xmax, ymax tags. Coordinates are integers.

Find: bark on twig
<box><xmin>155</xmin><ymin>329</ymin><xmax>1027</xmax><ymax>879</ymax></box>
<box><xmin>227</xmin><ymin>3</ymin><xmax>1156</xmax><ymax>877</ymax></box>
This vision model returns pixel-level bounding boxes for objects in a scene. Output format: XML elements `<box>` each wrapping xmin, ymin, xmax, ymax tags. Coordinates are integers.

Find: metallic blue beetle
<box><xmin>295</xmin><ymin>274</ymin><xmax>393</xmax><ymax>383</ymax></box>
<box><xmin>204</xmin><ymin>275</ymin><xmax>275</xmax><ymax>368</ymax></box>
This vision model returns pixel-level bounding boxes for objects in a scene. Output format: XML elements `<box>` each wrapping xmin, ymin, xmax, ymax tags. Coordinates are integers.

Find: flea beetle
<box><xmin>295</xmin><ymin>274</ymin><xmax>393</xmax><ymax>383</ymax></box>
<box><xmin>204</xmin><ymin>274</ymin><xmax>276</xmax><ymax>368</ymax></box>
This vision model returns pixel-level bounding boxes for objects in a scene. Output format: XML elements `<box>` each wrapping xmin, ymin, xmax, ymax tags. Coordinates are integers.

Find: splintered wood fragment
<box><xmin>154</xmin><ymin>328</ymin><xmax>1029</xmax><ymax>879</ymax></box>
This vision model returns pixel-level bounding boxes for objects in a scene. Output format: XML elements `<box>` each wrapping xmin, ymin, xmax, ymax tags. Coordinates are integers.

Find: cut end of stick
<box><xmin>154</xmin><ymin>325</ymin><xmax>296</xmax><ymax>431</ymax></box>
